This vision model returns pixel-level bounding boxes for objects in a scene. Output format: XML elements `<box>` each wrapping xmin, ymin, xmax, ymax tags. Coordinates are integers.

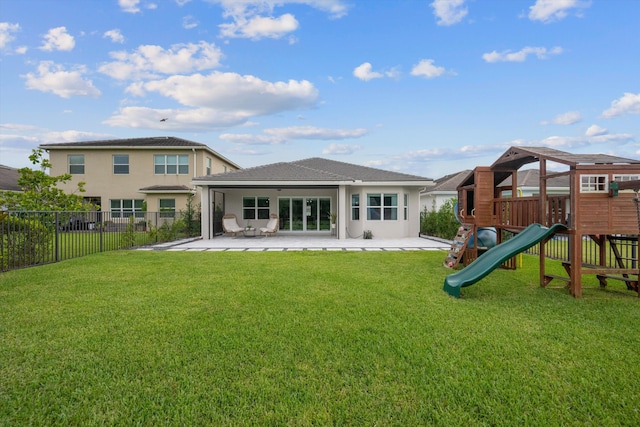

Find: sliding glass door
<box><xmin>278</xmin><ymin>197</ymin><xmax>331</xmax><ymax>232</ymax></box>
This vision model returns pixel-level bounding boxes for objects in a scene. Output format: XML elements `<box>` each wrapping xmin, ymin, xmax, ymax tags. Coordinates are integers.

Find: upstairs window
<box><xmin>206</xmin><ymin>158</ymin><xmax>212</xmax><ymax>175</ymax></box>
<box><xmin>68</xmin><ymin>155</ymin><xmax>85</xmax><ymax>174</ymax></box>
<box><xmin>113</xmin><ymin>155</ymin><xmax>129</xmax><ymax>174</ymax></box>
<box><xmin>155</xmin><ymin>154</ymin><xmax>189</xmax><ymax>175</ymax></box>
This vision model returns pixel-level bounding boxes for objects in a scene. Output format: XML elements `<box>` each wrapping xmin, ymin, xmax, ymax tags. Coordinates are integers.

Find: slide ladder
<box><xmin>444</xmin><ymin>223</ymin><xmax>473</xmax><ymax>269</ymax></box>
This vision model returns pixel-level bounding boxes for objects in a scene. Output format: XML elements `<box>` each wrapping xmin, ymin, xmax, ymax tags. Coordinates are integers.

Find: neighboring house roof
<box><xmin>426</xmin><ymin>170</ymin><xmax>472</xmax><ymax>193</ymax></box>
<box><xmin>39</xmin><ymin>136</ymin><xmax>241</xmax><ymax>169</ymax></box>
<box><xmin>497</xmin><ymin>168</ymin><xmax>570</xmax><ymax>188</ymax></box>
<box><xmin>193</xmin><ymin>157</ymin><xmax>432</xmax><ymax>186</ymax></box>
<box><xmin>139</xmin><ymin>185</ymin><xmax>194</xmax><ymax>193</ymax></box>
<box><xmin>0</xmin><ymin>164</ymin><xmax>21</xmax><ymax>192</ymax></box>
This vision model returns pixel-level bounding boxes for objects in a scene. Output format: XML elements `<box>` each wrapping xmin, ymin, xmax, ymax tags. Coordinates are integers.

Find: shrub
<box><xmin>0</xmin><ymin>213</ymin><xmax>52</xmax><ymax>270</ymax></box>
<box><xmin>420</xmin><ymin>198</ymin><xmax>459</xmax><ymax>239</ymax></box>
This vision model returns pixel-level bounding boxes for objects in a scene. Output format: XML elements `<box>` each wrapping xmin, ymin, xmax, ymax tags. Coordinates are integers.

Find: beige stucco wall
<box><xmin>46</xmin><ymin>148</ymin><xmax>236</xmax><ymax>211</ymax></box>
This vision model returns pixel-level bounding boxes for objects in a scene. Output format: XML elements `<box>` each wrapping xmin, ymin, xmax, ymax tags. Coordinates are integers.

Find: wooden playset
<box><xmin>450</xmin><ymin>146</ymin><xmax>640</xmax><ymax>297</ymax></box>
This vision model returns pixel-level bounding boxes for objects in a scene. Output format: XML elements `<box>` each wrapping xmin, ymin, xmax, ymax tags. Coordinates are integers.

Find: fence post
<box><xmin>54</xmin><ymin>212</ymin><xmax>60</xmax><ymax>262</ymax></box>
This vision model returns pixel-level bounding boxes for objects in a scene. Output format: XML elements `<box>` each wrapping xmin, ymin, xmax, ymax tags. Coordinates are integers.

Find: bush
<box><xmin>420</xmin><ymin>198</ymin><xmax>459</xmax><ymax>239</ymax></box>
<box><xmin>0</xmin><ymin>213</ymin><xmax>52</xmax><ymax>270</ymax></box>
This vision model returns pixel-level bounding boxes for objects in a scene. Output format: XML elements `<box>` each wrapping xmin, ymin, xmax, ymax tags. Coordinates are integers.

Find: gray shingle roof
<box><xmin>194</xmin><ymin>157</ymin><xmax>431</xmax><ymax>183</ymax></box>
<box><xmin>40</xmin><ymin>136</ymin><xmax>208</xmax><ymax>148</ymax></box>
<box><xmin>431</xmin><ymin>170</ymin><xmax>472</xmax><ymax>192</ymax></box>
<box><xmin>497</xmin><ymin>169</ymin><xmax>570</xmax><ymax>188</ymax></box>
<box><xmin>0</xmin><ymin>164</ymin><xmax>21</xmax><ymax>192</ymax></box>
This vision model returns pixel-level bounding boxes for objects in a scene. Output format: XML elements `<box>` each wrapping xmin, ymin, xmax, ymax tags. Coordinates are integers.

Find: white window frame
<box><xmin>110</xmin><ymin>199</ymin><xmax>144</xmax><ymax>218</ymax></box>
<box><xmin>206</xmin><ymin>157</ymin><xmax>212</xmax><ymax>175</ymax></box>
<box><xmin>351</xmin><ymin>194</ymin><xmax>360</xmax><ymax>221</ymax></box>
<box><xmin>404</xmin><ymin>193</ymin><xmax>408</xmax><ymax>220</ymax></box>
<box><xmin>367</xmin><ymin>193</ymin><xmax>398</xmax><ymax>221</ymax></box>
<box><xmin>68</xmin><ymin>154</ymin><xmax>85</xmax><ymax>175</ymax></box>
<box><xmin>243</xmin><ymin>196</ymin><xmax>270</xmax><ymax>220</ymax></box>
<box><xmin>113</xmin><ymin>155</ymin><xmax>129</xmax><ymax>175</ymax></box>
<box><xmin>154</xmin><ymin>154</ymin><xmax>189</xmax><ymax>175</ymax></box>
<box><xmin>159</xmin><ymin>198</ymin><xmax>176</xmax><ymax>218</ymax></box>
<box><xmin>580</xmin><ymin>174</ymin><xmax>608</xmax><ymax>193</ymax></box>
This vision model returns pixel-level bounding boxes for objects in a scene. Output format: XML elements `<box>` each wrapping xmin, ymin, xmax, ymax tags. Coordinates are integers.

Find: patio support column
<box><xmin>338</xmin><ymin>185</ymin><xmax>347</xmax><ymax>239</ymax></box>
<box><xmin>201</xmin><ymin>186</ymin><xmax>211</xmax><ymax>239</ymax></box>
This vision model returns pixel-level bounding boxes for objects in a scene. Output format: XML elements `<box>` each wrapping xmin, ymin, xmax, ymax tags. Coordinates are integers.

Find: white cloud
<box><xmin>601</xmin><ymin>92</ymin><xmax>640</xmax><ymax>118</ymax></box>
<box><xmin>99</xmin><ymin>41</ymin><xmax>223</xmax><ymax>80</ymax></box>
<box><xmin>182</xmin><ymin>15</ymin><xmax>199</xmax><ymax>29</ymax></box>
<box><xmin>353</xmin><ymin>62</ymin><xmax>383</xmax><ymax>81</ymax></box>
<box><xmin>22</xmin><ymin>61</ymin><xmax>101</xmax><ymax>99</ymax></box>
<box><xmin>15</xmin><ymin>46</ymin><xmax>28</xmax><ymax>54</ymax></box>
<box><xmin>430</xmin><ymin>0</ymin><xmax>468</xmax><ymax>26</ymax></box>
<box><xmin>103</xmin><ymin>106</ymin><xmax>253</xmax><ymax>130</ymax></box>
<box><xmin>483</xmin><ymin>46</ymin><xmax>562</xmax><ymax>63</ymax></box>
<box><xmin>410</xmin><ymin>59</ymin><xmax>447</xmax><ymax>79</ymax></box>
<box><xmin>103</xmin><ymin>29</ymin><xmax>125</xmax><ymax>44</ymax></box>
<box><xmin>585</xmin><ymin>125</ymin><xmax>607</xmax><ymax>137</ymax></box>
<box><xmin>119</xmin><ymin>0</ymin><xmax>141</xmax><ymax>13</ymax></box>
<box><xmin>541</xmin><ymin>111</ymin><xmax>582</xmax><ymax>125</ymax></box>
<box><xmin>141</xmin><ymin>72</ymin><xmax>318</xmax><ymax>111</ymax></box>
<box><xmin>105</xmin><ymin>73</ymin><xmax>319</xmax><ymax>130</ymax></box>
<box><xmin>220</xmin><ymin>126</ymin><xmax>367</xmax><ymax>145</ymax></box>
<box><xmin>528</xmin><ymin>0</ymin><xmax>591</xmax><ymax>23</ymax></box>
<box><xmin>264</xmin><ymin>126</ymin><xmax>368</xmax><ymax>140</ymax></box>
<box><xmin>322</xmin><ymin>143</ymin><xmax>362</xmax><ymax>155</ymax></box>
<box><xmin>213</xmin><ymin>0</ymin><xmax>348</xmax><ymax>40</ymax></box>
<box><xmin>220</xmin><ymin>13</ymin><xmax>299</xmax><ymax>40</ymax></box>
<box><xmin>39</xmin><ymin>26</ymin><xmax>75</xmax><ymax>51</ymax></box>
<box><xmin>0</xmin><ymin>22</ymin><xmax>20</xmax><ymax>50</ymax></box>
<box><xmin>176</xmin><ymin>0</ymin><xmax>191</xmax><ymax>5</ymax></box>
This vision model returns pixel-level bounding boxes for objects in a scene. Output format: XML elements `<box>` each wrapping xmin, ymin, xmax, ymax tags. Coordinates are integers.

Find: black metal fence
<box><xmin>1</xmin><ymin>210</ymin><xmax>201</xmax><ymax>272</ymax></box>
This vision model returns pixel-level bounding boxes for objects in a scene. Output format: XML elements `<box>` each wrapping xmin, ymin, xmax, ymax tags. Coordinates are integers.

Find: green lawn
<box><xmin>1</xmin><ymin>251</ymin><xmax>639</xmax><ymax>426</ymax></box>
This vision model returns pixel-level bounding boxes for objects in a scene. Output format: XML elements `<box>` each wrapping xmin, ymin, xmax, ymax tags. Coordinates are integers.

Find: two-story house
<box><xmin>40</xmin><ymin>137</ymin><xmax>240</xmax><ymax>217</ymax></box>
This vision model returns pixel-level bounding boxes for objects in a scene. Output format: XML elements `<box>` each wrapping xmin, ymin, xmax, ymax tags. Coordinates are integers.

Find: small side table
<box><xmin>243</xmin><ymin>227</ymin><xmax>257</xmax><ymax>237</ymax></box>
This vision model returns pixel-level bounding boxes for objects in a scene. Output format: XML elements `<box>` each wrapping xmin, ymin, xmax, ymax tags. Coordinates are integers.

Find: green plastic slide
<box><xmin>443</xmin><ymin>223</ymin><xmax>568</xmax><ymax>298</ymax></box>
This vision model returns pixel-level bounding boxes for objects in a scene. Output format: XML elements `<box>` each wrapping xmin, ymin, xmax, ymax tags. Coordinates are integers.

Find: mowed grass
<box><xmin>1</xmin><ymin>250</ymin><xmax>639</xmax><ymax>426</ymax></box>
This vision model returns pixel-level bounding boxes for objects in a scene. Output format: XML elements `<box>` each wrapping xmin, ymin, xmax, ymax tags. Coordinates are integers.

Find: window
<box><xmin>68</xmin><ymin>155</ymin><xmax>85</xmax><ymax>174</ymax></box>
<box><xmin>367</xmin><ymin>193</ymin><xmax>398</xmax><ymax>220</ymax></box>
<box><xmin>351</xmin><ymin>194</ymin><xmax>360</xmax><ymax>220</ymax></box>
<box><xmin>404</xmin><ymin>193</ymin><xmax>408</xmax><ymax>220</ymax></box>
<box><xmin>614</xmin><ymin>174</ymin><xmax>640</xmax><ymax>182</ymax></box>
<box><xmin>113</xmin><ymin>155</ymin><xmax>129</xmax><ymax>174</ymax></box>
<box><xmin>110</xmin><ymin>199</ymin><xmax>144</xmax><ymax>218</ymax></box>
<box><xmin>383</xmin><ymin>194</ymin><xmax>398</xmax><ymax>220</ymax></box>
<box><xmin>580</xmin><ymin>175</ymin><xmax>607</xmax><ymax>193</ymax></box>
<box><xmin>243</xmin><ymin>197</ymin><xmax>270</xmax><ymax>220</ymax></box>
<box><xmin>159</xmin><ymin>199</ymin><xmax>176</xmax><ymax>218</ymax></box>
<box><xmin>154</xmin><ymin>154</ymin><xmax>189</xmax><ymax>175</ymax></box>
<box><xmin>206</xmin><ymin>158</ymin><xmax>212</xmax><ymax>175</ymax></box>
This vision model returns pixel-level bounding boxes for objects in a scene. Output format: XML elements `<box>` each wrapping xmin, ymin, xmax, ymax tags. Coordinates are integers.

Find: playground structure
<box><xmin>444</xmin><ymin>146</ymin><xmax>640</xmax><ymax>298</ymax></box>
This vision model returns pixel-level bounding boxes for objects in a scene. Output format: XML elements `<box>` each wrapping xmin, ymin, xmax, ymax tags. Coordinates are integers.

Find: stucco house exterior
<box><xmin>40</xmin><ymin>137</ymin><xmax>240</xmax><ymax>216</ymax></box>
<box><xmin>193</xmin><ymin>157</ymin><xmax>434</xmax><ymax>240</ymax></box>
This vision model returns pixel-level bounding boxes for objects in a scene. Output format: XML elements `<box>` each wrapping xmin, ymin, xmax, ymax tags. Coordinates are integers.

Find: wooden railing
<box><xmin>493</xmin><ymin>195</ymin><xmax>571</xmax><ymax>229</ymax></box>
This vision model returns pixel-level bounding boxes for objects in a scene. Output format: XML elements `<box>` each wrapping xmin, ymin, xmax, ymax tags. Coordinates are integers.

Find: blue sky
<box><xmin>1</xmin><ymin>0</ymin><xmax>639</xmax><ymax>178</ymax></box>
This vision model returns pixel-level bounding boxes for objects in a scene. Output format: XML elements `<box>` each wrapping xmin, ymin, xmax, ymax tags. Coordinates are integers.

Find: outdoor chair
<box><xmin>222</xmin><ymin>214</ymin><xmax>244</xmax><ymax>236</ymax></box>
<box><xmin>260</xmin><ymin>214</ymin><xmax>279</xmax><ymax>237</ymax></box>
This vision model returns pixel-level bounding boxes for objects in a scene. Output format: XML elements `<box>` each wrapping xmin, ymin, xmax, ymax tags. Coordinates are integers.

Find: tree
<box><xmin>0</xmin><ymin>149</ymin><xmax>93</xmax><ymax>211</ymax></box>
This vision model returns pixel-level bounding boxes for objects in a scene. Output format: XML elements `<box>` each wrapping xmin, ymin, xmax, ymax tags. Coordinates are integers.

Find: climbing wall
<box><xmin>444</xmin><ymin>224</ymin><xmax>473</xmax><ymax>269</ymax></box>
